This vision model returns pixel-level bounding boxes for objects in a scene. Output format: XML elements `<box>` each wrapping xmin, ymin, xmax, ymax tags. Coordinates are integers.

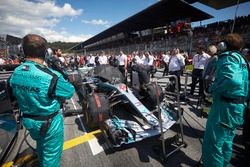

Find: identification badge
<box><xmin>22</xmin><ymin>65</ymin><xmax>30</xmax><ymax>71</ymax></box>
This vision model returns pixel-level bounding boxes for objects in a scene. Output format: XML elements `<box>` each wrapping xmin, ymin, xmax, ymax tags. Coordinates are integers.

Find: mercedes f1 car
<box><xmin>69</xmin><ymin>65</ymin><xmax>180</xmax><ymax>147</ymax></box>
<box><xmin>0</xmin><ymin>67</ymin><xmax>20</xmax><ymax>164</ymax></box>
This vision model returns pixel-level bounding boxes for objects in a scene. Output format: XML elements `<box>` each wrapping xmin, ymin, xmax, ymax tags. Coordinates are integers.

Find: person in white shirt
<box><xmin>143</xmin><ymin>51</ymin><xmax>156</xmax><ymax>78</ymax></box>
<box><xmin>116</xmin><ymin>50</ymin><xmax>127</xmax><ymax>76</ymax></box>
<box><xmin>87</xmin><ymin>54</ymin><xmax>95</xmax><ymax>67</ymax></box>
<box><xmin>162</xmin><ymin>51</ymin><xmax>170</xmax><ymax>76</ymax></box>
<box><xmin>190</xmin><ymin>45</ymin><xmax>210</xmax><ymax>96</ymax></box>
<box><xmin>143</xmin><ymin>51</ymin><xmax>154</xmax><ymax>66</ymax></box>
<box><xmin>132</xmin><ymin>51</ymin><xmax>156</xmax><ymax>89</ymax></box>
<box><xmin>168</xmin><ymin>48</ymin><xmax>185</xmax><ymax>91</ymax></box>
<box><xmin>0</xmin><ymin>55</ymin><xmax>5</xmax><ymax>65</ymax></box>
<box><xmin>133</xmin><ymin>51</ymin><xmax>143</xmax><ymax>65</ymax></box>
<box><xmin>99</xmin><ymin>51</ymin><xmax>108</xmax><ymax>65</ymax></box>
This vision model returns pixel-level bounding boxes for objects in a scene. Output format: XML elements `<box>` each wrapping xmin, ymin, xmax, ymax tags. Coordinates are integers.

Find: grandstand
<box><xmin>0</xmin><ymin>34</ymin><xmax>22</xmax><ymax>57</ymax></box>
<box><xmin>70</xmin><ymin>0</ymin><xmax>212</xmax><ymax>54</ymax></box>
<box><xmin>70</xmin><ymin>0</ymin><xmax>250</xmax><ymax>55</ymax></box>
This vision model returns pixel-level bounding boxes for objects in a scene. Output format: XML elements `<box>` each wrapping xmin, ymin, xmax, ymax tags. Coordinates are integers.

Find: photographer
<box><xmin>10</xmin><ymin>34</ymin><xmax>75</xmax><ymax>167</ymax></box>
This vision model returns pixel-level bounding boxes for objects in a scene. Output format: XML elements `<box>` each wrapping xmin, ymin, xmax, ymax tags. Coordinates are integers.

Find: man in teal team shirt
<box><xmin>202</xmin><ymin>33</ymin><xmax>249</xmax><ymax>167</ymax></box>
<box><xmin>10</xmin><ymin>34</ymin><xmax>75</xmax><ymax>167</ymax></box>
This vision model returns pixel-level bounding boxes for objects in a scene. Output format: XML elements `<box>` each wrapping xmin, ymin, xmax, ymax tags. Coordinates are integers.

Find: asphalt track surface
<box><xmin>2</xmin><ymin>71</ymin><xmax>248</xmax><ymax>167</ymax></box>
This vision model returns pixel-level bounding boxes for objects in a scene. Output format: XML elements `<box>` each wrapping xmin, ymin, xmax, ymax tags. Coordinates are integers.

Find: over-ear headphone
<box><xmin>242</xmin><ymin>48</ymin><xmax>250</xmax><ymax>56</ymax></box>
<box><xmin>217</xmin><ymin>41</ymin><xmax>228</xmax><ymax>53</ymax></box>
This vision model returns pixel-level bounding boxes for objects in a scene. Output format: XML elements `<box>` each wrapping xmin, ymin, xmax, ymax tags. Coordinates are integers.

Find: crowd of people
<box><xmin>78</xmin><ymin>33</ymin><xmax>250</xmax><ymax>167</ymax></box>
<box><xmin>7</xmin><ymin>33</ymin><xmax>249</xmax><ymax>167</ymax></box>
<box><xmin>0</xmin><ymin>54</ymin><xmax>22</xmax><ymax>65</ymax></box>
<box><xmin>1</xmin><ymin>14</ymin><xmax>250</xmax><ymax>167</ymax></box>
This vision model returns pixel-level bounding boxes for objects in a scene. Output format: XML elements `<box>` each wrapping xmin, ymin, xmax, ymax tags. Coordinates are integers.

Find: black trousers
<box><xmin>169</xmin><ymin>70</ymin><xmax>181</xmax><ymax>92</ymax></box>
<box><xmin>118</xmin><ymin>65</ymin><xmax>125</xmax><ymax>77</ymax></box>
<box><xmin>190</xmin><ymin>69</ymin><xmax>204</xmax><ymax>95</ymax></box>
<box><xmin>162</xmin><ymin>62</ymin><xmax>168</xmax><ymax>76</ymax></box>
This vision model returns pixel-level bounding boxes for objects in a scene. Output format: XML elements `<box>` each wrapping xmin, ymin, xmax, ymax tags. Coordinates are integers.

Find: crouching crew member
<box><xmin>10</xmin><ymin>34</ymin><xmax>75</xmax><ymax>167</ymax></box>
<box><xmin>202</xmin><ymin>33</ymin><xmax>249</xmax><ymax>167</ymax></box>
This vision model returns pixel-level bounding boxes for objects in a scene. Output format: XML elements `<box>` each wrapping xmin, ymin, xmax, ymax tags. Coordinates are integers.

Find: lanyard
<box><xmin>196</xmin><ymin>54</ymin><xmax>204</xmax><ymax>65</ymax></box>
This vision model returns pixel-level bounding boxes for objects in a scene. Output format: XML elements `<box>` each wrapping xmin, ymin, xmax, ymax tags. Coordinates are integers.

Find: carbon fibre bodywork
<box><xmin>73</xmin><ymin>65</ymin><xmax>178</xmax><ymax>147</ymax></box>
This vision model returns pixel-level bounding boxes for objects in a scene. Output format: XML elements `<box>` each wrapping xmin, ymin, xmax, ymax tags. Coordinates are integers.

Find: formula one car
<box><xmin>69</xmin><ymin>65</ymin><xmax>180</xmax><ymax>147</ymax></box>
<box><xmin>0</xmin><ymin>67</ymin><xmax>19</xmax><ymax>164</ymax></box>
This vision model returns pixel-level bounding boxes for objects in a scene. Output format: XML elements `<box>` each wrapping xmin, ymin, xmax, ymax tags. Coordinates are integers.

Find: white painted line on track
<box><xmin>69</xmin><ymin>97</ymin><xmax>107</xmax><ymax>156</ymax></box>
<box><xmin>88</xmin><ymin>137</ymin><xmax>104</xmax><ymax>156</ymax></box>
<box><xmin>70</xmin><ymin>97</ymin><xmax>78</xmax><ymax>110</ymax></box>
<box><xmin>77</xmin><ymin>114</ymin><xmax>87</xmax><ymax>133</ymax></box>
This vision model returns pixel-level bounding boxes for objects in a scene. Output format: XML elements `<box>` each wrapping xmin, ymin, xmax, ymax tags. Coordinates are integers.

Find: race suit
<box><xmin>10</xmin><ymin>60</ymin><xmax>75</xmax><ymax>167</ymax></box>
<box><xmin>202</xmin><ymin>51</ymin><xmax>249</xmax><ymax>167</ymax></box>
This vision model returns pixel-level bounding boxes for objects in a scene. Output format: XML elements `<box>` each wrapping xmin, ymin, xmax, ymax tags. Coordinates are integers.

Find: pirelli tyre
<box><xmin>146</xmin><ymin>83</ymin><xmax>164</xmax><ymax>106</ymax></box>
<box><xmin>83</xmin><ymin>93</ymin><xmax>110</xmax><ymax>129</ymax></box>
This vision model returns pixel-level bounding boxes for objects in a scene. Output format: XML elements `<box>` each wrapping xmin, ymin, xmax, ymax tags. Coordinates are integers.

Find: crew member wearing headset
<box><xmin>202</xmin><ymin>33</ymin><xmax>249</xmax><ymax>167</ymax></box>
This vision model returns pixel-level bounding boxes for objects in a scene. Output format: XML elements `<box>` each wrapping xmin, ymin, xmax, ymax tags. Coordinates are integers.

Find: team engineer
<box><xmin>202</xmin><ymin>33</ymin><xmax>249</xmax><ymax>167</ymax></box>
<box><xmin>10</xmin><ymin>34</ymin><xmax>75</xmax><ymax>167</ymax></box>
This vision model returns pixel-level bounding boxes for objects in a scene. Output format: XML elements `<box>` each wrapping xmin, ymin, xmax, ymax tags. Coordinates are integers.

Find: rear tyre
<box><xmin>146</xmin><ymin>83</ymin><xmax>164</xmax><ymax>106</ymax></box>
<box><xmin>82</xmin><ymin>93</ymin><xmax>110</xmax><ymax>129</ymax></box>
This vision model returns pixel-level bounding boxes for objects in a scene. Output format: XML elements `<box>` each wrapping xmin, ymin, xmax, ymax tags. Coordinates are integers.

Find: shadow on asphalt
<box><xmin>171</xmin><ymin>123</ymin><xmax>204</xmax><ymax>140</ymax></box>
<box><xmin>105</xmin><ymin>136</ymin><xmax>199</xmax><ymax>167</ymax></box>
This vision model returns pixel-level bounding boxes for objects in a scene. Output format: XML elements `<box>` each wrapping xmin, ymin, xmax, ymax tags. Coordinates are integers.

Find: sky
<box><xmin>0</xmin><ymin>0</ymin><xmax>250</xmax><ymax>42</ymax></box>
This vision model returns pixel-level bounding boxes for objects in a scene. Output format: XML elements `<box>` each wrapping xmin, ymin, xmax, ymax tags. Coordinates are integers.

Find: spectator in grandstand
<box><xmin>189</xmin><ymin>45</ymin><xmax>210</xmax><ymax>96</ymax></box>
<box><xmin>168</xmin><ymin>48</ymin><xmax>185</xmax><ymax>92</ymax></box>
<box><xmin>116</xmin><ymin>50</ymin><xmax>127</xmax><ymax>76</ymax></box>
<box><xmin>10</xmin><ymin>34</ymin><xmax>74</xmax><ymax>167</ymax></box>
<box><xmin>202</xmin><ymin>33</ymin><xmax>249</xmax><ymax>167</ymax></box>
